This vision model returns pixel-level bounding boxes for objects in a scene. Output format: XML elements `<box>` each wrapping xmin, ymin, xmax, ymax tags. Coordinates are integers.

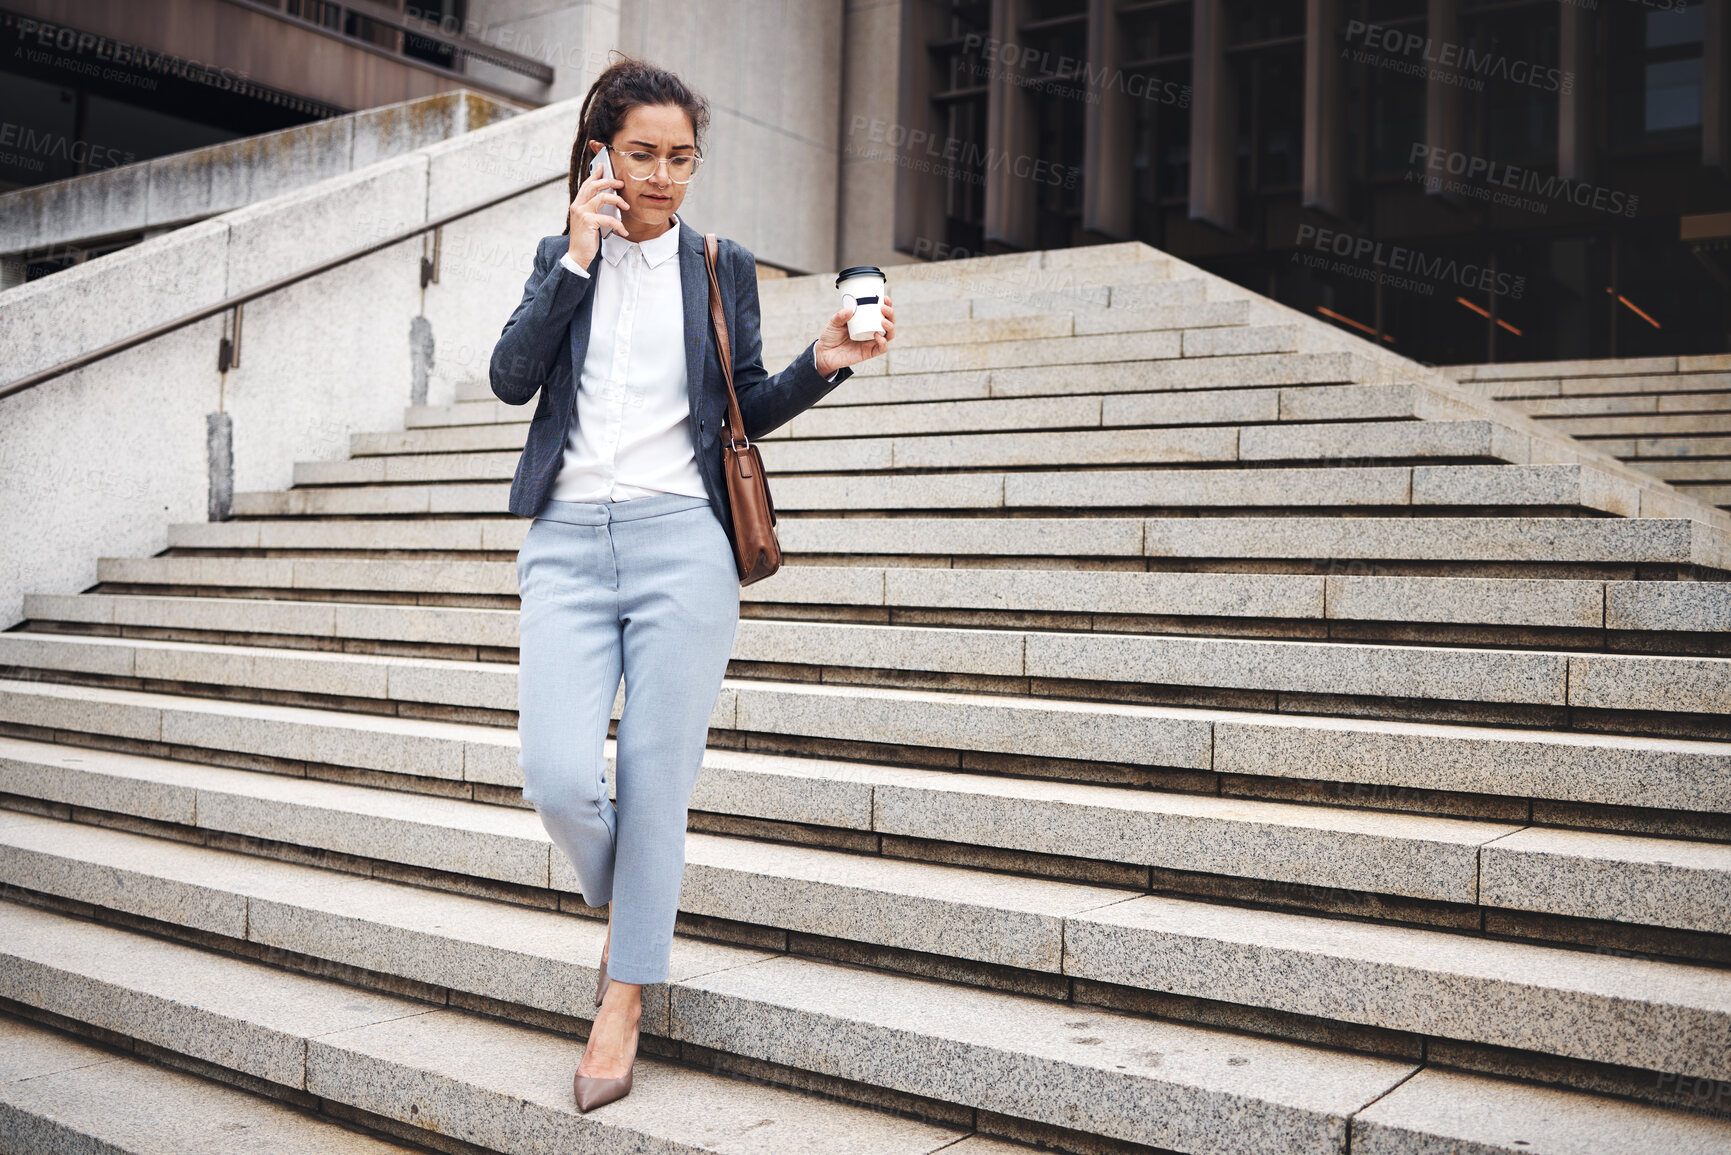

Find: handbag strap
<box><xmin>702</xmin><ymin>233</ymin><xmax>750</xmax><ymax>450</ymax></box>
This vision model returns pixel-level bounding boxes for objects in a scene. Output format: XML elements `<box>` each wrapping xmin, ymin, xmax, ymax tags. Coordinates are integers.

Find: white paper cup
<box><xmin>836</xmin><ymin>266</ymin><xmax>888</xmax><ymax>341</ymax></box>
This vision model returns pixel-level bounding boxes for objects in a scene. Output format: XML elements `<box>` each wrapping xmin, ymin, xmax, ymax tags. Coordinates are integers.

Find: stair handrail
<box><xmin>0</xmin><ymin>171</ymin><xmax>568</xmax><ymax>402</ymax></box>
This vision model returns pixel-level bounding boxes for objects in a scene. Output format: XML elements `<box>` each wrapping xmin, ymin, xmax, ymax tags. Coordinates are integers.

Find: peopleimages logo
<box><xmin>6</xmin><ymin>14</ymin><xmax>248</xmax><ymax>93</ymax></box>
<box><xmin>1409</xmin><ymin>144</ymin><xmax>1639</xmax><ymax>218</ymax></box>
<box><xmin>1294</xmin><ymin>224</ymin><xmax>1526</xmax><ymax>300</ymax></box>
<box><xmin>848</xmin><ymin>116</ymin><xmax>1078</xmax><ymax>189</ymax></box>
<box><xmin>959</xmin><ymin>34</ymin><xmax>1191</xmax><ymax>108</ymax></box>
<box><xmin>1342</xmin><ymin>19</ymin><xmax>1572</xmax><ymax>94</ymax></box>
<box><xmin>0</xmin><ymin>121</ymin><xmax>135</xmax><ymax>171</ymax></box>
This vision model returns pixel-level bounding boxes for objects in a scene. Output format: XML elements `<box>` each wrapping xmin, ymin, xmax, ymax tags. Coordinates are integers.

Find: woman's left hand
<box><xmin>813</xmin><ymin>296</ymin><xmax>895</xmax><ymax>378</ymax></box>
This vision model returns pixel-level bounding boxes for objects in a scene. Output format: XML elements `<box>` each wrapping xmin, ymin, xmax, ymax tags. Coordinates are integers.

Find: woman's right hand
<box><xmin>567</xmin><ymin>171</ymin><xmax>630</xmax><ymax>267</ymax></box>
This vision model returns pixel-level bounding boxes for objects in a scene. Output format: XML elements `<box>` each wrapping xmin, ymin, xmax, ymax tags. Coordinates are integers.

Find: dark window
<box><xmin>1226</xmin><ymin>0</ymin><xmax>1304</xmax><ymax>205</ymax></box>
<box><xmin>1458</xmin><ymin>2</ymin><xmax>1560</xmax><ymax>170</ymax></box>
<box><xmin>1019</xmin><ymin>0</ymin><xmax>1089</xmax><ymax>248</ymax></box>
<box><xmin>282</xmin><ymin>0</ymin><xmax>343</xmax><ymax>32</ymax></box>
<box><xmin>1351</xmin><ymin>2</ymin><xmax>1426</xmax><ymax>176</ymax></box>
<box><xmin>927</xmin><ymin>0</ymin><xmax>993</xmax><ymax>254</ymax></box>
<box><xmin>1123</xmin><ymin>0</ymin><xmax>1194</xmax><ymax>228</ymax></box>
<box><xmin>1611</xmin><ymin>0</ymin><xmax>1705</xmax><ymax>147</ymax></box>
<box><xmin>1225</xmin><ymin>0</ymin><xmax>1304</xmax><ymax>44</ymax></box>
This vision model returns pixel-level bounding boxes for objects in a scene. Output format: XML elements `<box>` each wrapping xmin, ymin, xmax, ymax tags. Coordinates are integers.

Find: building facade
<box><xmin>4</xmin><ymin>0</ymin><xmax>1730</xmax><ymax>365</ymax></box>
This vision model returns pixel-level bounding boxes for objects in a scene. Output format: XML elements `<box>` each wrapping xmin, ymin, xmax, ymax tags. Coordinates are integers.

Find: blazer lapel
<box><xmin>678</xmin><ymin>221</ymin><xmax>711</xmax><ymax>430</ymax></box>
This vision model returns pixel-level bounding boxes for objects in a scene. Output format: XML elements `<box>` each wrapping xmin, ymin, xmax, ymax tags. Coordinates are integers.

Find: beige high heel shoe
<box><xmin>573</xmin><ymin>1016</ymin><xmax>639</xmax><ymax>1112</ymax></box>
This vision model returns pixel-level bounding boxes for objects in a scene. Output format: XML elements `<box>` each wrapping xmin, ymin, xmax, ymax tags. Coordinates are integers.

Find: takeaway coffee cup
<box><xmin>836</xmin><ymin>265</ymin><xmax>888</xmax><ymax>341</ymax></box>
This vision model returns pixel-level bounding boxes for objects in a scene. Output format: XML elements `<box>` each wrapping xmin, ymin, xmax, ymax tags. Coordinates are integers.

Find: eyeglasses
<box><xmin>604</xmin><ymin>145</ymin><xmax>703</xmax><ymax>183</ymax></box>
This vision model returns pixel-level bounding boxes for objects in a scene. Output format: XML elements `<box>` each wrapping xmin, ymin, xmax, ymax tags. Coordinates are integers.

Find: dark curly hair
<box><xmin>562</xmin><ymin>52</ymin><xmax>710</xmax><ymax>235</ymax></box>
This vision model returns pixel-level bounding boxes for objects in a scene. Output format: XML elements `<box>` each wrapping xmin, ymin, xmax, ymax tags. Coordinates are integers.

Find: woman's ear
<box><xmin>588</xmin><ymin>139</ymin><xmax>604</xmax><ymax>158</ymax></box>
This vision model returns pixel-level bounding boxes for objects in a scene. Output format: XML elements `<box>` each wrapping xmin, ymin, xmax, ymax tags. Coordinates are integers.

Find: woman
<box><xmin>487</xmin><ymin>55</ymin><xmax>895</xmax><ymax>1113</ymax></box>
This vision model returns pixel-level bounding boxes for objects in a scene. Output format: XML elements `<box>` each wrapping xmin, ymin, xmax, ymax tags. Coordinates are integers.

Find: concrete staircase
<box><xmin>1449</xmin><ymin>355</ymin><xmax>1731</xmax><ymax>512</ymax></box>
<box><xmin>3</xmin><ymin>242</ymin><xmax>1731</xmax><ymax>1153</ymax></box>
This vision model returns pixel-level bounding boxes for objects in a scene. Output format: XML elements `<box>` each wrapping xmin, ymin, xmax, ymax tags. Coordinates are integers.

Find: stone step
<box><xmin>967</xmin><ymin>278</ymin><xmax>1208</xmax><ymax>318</ymax></box>
<box><xmin>797</xmin><ymin>382</ymin><xmax>1478</xmax><ymax>438</ymax></box>
<box><xmin>3</xmin><ymin>691</ymin><xmax>1729</xmax><ymax>920</ymax></box>
<box><xmin>0</xmin><ymin>633</ymin><xmax>1721</xmax><ymax>811</ymax></box>
<box><xmin>0</xmin><ymin>707</ymin><xmax>1519</xmax><ymax>918</ymax></box>
<box><xmin>846</xmin><ymin>325</ymin><xmax>1309</xmax><ymax>379</ymax></box>
<box><xmin>230</xmin><ymin>463</ymin><xmax>1654</xmax><ymax>519</ymax></box>
<box><xmin>1673</xmin><ymin>483</ymin><xmax>1731</xmax><ymax>509</ymax></box>
<box><xmin>98</xmin><ymin>554</ymin><xmax>520</xmax><ymax>596</ymax></box>
<box><xmin>762</xmin><ymin>290</ymin><xmax>1241</xmax><ymax>346</ymax></box>
<box><xmin>1447</xmin><ymin>354</ymin><xmax>1730</xmax><ymax>382</ymax></box>
<box><xmin>860</xmin><ymin>280</ymin><xmax>1224</xmax><ymax>325</ymax></box>
<box><xmin>9</xmin><ymin>908</ymin><xmax>1717</xmax><ymax>1155</ymax></box>
<box><xmin>1630</xmin><ymin>460</ymin><xmax>1731</xmax><ymax>483</ymax></box>
<box><xmin>757</xmin><ymin>294</ymin><xmax>1247</xmax><ymax>353</ymax></box>
<box><xmin>44</xmin><ymin>564</ymin><xmax>1731</xmax><ymax>638</ymax></box>
<box><xmin>404</xmin><ymin>352</ymin><xmax>1391</xmax><ymax>429</ymax></box>
<box><xmin>1588</xmin><ymin>436</ymin><xmax>1731</xmax><ymax>459</ymax></box>
<box><xmin>229</xmin><ymin>482</ymin><xmax>513</xmax><ymax>518</ymax></box>
<box><xmin>1481</xmin><ymin>372</ymin><xmax>1731</xmax><ymax>399</ymax></box>
<box><xmin>2</xmin><ymin>806</ymin><xmax>1729</xmax><ymax>1090</ymax></box>
<box><xmin>755</xmin><ymin>252</ymin><xmax>1179</xmax><ymax>307</ymax></box>
<box><xmin>404</xmin><ymin>399</ymin><xmax>533</xmax><ymax>429</ymax></box>
<box><xmin>1350</xmin><ymin>1067</ymin><xmax>1731</xmax><ymax>1153</ymax></box>
<box><xmin>28</xmin><ymin>592</ymin><xmax>525</xmax><ymax>649</ymax></box>
<box><xmin>1496</xmin><ymin>409</ymin><xmax>1731</xmax><ymax>511</ymax></box>
<box><xmin>0</xmin><ymin>899</ymin><xmax>1000</xmax><ymax>1155</ymax></box>
<box><xmin>0</xmin><ymin>892</ymin><xmax>1498</xmax><ymax>1155</ymax></box>
<box><xmin>166</xmin><ymin>516</ymin><xmax>526</xmax><ymax>553</ymax></box>
<box><xmin>19</xmin><ymin>663</ymin><xmax>1730</xmax><ymax>821</ymax></box>
<box><xmin>1141</xmin><ymin>516</ymin><xmax>1731</xmax><ymax>572</ymax></box>
<box><xmin>880</xmin><ymin>351</ymin><xmax>1395</xmax><ymax>400</ymax></box>
<box><xmin>1517</xmin><ymin>394</ymin><xmax>1731</xmax><ymax>418</ymax></box>
<box><xmin>0</xmin><ymin>1011</ymin><xmax>424</xmax><ymax>1154</ymax></box>
<box><xmin>768</xmin><ymin>324</ymin><xmax>1199</xmax><ymax>382</ymax></box>
<box><xmin>1546</xmin><ymin>414</ymin><xmax>1731</xmax><ymax>438</ymax></box>
<box><xmin>7</xmin><ymin>616</ymin><xmax>1731</xmax><ymax>723</ymax></box>
<box><xmin>756</xmin><ymin>260</ymin><xmax>1179</xmax><ymax>312</ymax></box>
<box><xmin>371</xmin><ymin>382</ymin><xmax>1481</xmax><ymax>460</ymax></box>
<box><xmin>157</xmin><ymin>514</ymin><xmax>1731</xmax><ymax>571</ymax></box>
<box><xmin>302</xmin><ymin>420</ymin><xmax>1527</xmax><ymax>488</ymax></box>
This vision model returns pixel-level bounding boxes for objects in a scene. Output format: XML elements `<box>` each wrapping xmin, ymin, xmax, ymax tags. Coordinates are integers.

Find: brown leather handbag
<box><xmin>703</xmin><ymin>233</ymin><xmax>782</xmax><ymax>586</ymax></box>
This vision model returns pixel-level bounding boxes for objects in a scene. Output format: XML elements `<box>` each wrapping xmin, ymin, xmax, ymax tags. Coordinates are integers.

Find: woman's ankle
<box><xmin>602</xmin><ymin>983</ymin><xmax>643</xmax><ymax>1011</ymax></box>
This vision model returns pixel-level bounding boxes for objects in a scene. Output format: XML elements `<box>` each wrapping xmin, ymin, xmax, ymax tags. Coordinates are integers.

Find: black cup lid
<box><xmin>836</xmin><ymin>266</ymin><xmax>886</xmax><ymax>286</ymax></box>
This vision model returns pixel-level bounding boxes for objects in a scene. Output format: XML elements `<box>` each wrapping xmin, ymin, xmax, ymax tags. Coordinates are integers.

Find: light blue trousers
<box><xmin>515</xmin><ymin>491</ymin><xmax>741</xmax><ymax>985</ymax></box>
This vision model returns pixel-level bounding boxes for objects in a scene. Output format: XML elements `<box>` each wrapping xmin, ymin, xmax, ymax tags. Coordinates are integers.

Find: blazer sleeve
<box><xmin>488</xmin><ymin>237</ymin><xmax>597</xmax><ymax>406</ymax></box>
<box><xmin>726</xmin><ymin>240</ymin><xmax>853</xmax><ymax>441</ymax></box>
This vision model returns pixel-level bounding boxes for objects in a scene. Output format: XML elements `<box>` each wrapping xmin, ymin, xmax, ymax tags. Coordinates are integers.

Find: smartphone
<box><xmin>588</xmin><ymin>145</ymin><xmax>622</xmax><ymax>223</ymax></box>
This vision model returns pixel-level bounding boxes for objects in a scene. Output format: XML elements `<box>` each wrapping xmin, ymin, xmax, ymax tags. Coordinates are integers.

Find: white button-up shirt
<box><xmin>549</xmin><ymin>216</ymin><xmax>708</xmax><ymax>504</ymax></box>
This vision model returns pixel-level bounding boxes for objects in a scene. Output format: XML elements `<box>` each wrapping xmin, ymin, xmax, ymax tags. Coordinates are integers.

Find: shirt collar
<box><xmin>601</xmin><ymin>214</ymin><xmax>681</xmax><ymax>269</ymax></box>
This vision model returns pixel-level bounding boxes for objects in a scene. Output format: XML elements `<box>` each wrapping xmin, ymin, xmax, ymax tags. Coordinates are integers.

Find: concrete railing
<box><xmin>0</xmin><ymin>90</ymin><xmax>520</xmax><ymax>273</ymax></box>
<box><xmin>0</xmin><ymin>93</ymin><xmax>586</xmax><ymax>629</ymax></box>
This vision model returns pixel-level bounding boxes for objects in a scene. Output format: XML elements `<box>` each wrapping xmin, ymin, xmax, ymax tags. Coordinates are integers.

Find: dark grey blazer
<box><xmin>488</xmin><ymin>222</ymin><xmax>852</xmax><ymax>557</ymax></box>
